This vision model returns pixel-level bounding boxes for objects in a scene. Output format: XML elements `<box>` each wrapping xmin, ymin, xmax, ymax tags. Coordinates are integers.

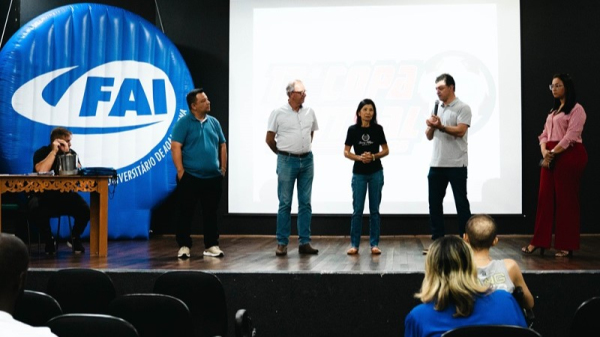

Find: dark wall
<box><xmin>519</xmin><ymin>0</ymin><xmax>599</xmax><ymax>234</ymax></box>
<box><xmin>5</xmin><ymin>0</ymin><xmax>600</xmax><ymax>235</ymax></box>
<box><xmin>0</xmin><ymin>0</ymin><xmax>20</xmax><ymax>50</ymax></box>
<box><xmin>19</xmin><ymin>0</ymin><xmax>155</xmax><ymax>23</ymax></box>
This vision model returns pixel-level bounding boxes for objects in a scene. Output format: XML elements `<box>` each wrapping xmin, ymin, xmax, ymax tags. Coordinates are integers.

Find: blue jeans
<box><xmin>428</xmin><ymin>167</ymin><xmax>471</xmax><ymax>240</ymax></box>
<box><xmin>350</xmin><ymin>170</ymin><xmax>384</xmax><ymax>248</ymax></box>
<box><xmin>276</xmin><ymin>152</ymin><xmax>314</xmax><ymax>245</ymax></box>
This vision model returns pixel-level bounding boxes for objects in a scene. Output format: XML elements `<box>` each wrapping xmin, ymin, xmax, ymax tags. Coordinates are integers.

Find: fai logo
<box><xmin>11</xmin><ymin>61</ymin><xmax>177</xmax><ymax>169</ymax></box>
<box><xmin>12</xmin><ymin>61</ymin><xmax>175</xmax><ymax>134</ymax></box>
<box><xmin>0</xmin><ymin>3</ymin><xmax>193</xmax><ymax>239</ymax></box>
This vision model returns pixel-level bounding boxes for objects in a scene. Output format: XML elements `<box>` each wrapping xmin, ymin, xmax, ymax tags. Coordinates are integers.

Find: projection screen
<box><xmin>229</xmin><ymin>0</ymin><xmax>521</xmax><ymax>215</ymax></box>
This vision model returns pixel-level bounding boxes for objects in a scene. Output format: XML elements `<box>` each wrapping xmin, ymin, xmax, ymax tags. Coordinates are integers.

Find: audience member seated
<box><xmin>0</xmin><ymin>233</ymin><xmax>58</xmax><ymax>337</ymax></box>
<box><xmin>29</xmin><ymin>127</ymin><xmax>90</xmax><ymax>255</ymax></box>
<box><xmin>404</xmin><ymin>236</ymin><xmax>527</xmax><ymax>337</ymax></box>
<box><xmin>464</xmin><ymin>214</ymin><xmax>535</xmax><ymax>310</ymax></box>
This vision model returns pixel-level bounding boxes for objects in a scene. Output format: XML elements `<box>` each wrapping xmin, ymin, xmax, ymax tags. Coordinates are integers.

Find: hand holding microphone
<box><xmin>426</xmin><ymin>100</ymin><xmax>440</xmax><ymax>126</ymax></box>
<box><xmin>429</xmin><ymin>100</ymin><xmax>446</xmax><ymax>132</ymax></box>
<box><xmin>426</xmin><ymin>115</ymin><xmax>441</xmax><ymax>128</ymax></box>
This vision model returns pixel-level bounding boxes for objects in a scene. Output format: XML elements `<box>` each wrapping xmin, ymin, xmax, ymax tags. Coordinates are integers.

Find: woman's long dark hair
<box><xmin>355</xmin><ymin>98</ymin><xmax>378</xmax><ymax>126</ymax></box>
<box><xmin>552</xmin><ymin>73</ymin><xmax>577</xmax><ymax>115</ymax></box>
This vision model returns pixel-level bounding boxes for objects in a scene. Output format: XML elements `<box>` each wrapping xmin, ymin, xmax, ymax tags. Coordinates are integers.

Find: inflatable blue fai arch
<box><xmin>0</xmin><ymin>3</ymin><xmax>193</xmax><ymax>239</ymax></box>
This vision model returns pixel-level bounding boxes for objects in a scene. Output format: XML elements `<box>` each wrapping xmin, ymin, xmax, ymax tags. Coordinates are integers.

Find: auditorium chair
<box><xmin>47</xmin><ymin>313</ymin><xmax>139</xmax><ymax>337</ymax></box>
<box><xmin>13</xmin><ymin>290</ymin><xmax>62</xmax><ymax>327</ymax></box>
<box><xmin>570</xmin><ymin>296</ymin><xmax>600</xmax><ymax>337</ymax></box>
<box><xmin>513</xmin><ymin>286</ymin><xmax>535</xmax><ymax>327</ymax></box>
<box><xmin>109</xmin><ymin>293</ymin><xmax>194</xmax><ymax>337</ymax></box>
<box><xmin>235</xmin><ymin>309</ymin><xmax>257</xmax><ymax>337</ymax></box>
<box><xmin>47</xmin><ymin>268</ymin><xmax>116</xmax><ymax>314</ymax></box>
<box><xmin>153</xmin><ymin>271</ymin><xmax>228</xmax><ymax>337</ymax></box>
<box><xmin>441</xmin><ymin>325</ymin><xmax>542</xmax><ymax>337</ymax></box>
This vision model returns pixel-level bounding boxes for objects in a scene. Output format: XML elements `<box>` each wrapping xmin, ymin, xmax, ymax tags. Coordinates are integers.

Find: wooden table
<box><xmin>0</xmin><ymin>175</ymin><xmax>110</xmax><ymax>257</ymax></box>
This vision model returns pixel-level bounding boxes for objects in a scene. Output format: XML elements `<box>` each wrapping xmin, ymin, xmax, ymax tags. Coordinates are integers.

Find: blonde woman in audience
<box><xmin>404</xmin><ymin>236</ymin><xmax>526</xmax><ymax>337</ymax></box>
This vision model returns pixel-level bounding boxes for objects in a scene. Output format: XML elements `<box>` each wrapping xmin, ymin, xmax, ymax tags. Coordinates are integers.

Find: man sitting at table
<box><xmin>29</xmin><ymin>127</ymin><xmax>90</xmax><ymax>255</ymax></box>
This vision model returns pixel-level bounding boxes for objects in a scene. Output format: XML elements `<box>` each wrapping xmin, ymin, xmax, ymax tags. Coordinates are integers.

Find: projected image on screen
<box><xmin>230</xmin><ymin>0</ymin><xmax>521</xmax><ymax>215</ymax></box>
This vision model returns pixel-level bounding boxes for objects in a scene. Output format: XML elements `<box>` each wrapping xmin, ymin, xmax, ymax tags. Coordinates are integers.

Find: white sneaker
<box><xmin>203</xmin><ymin>246</ymin><xmax>224</xmax><ymax>257</ymax></box>
<box><xmin>177</xmin><ymin>246</ymin><xmax>191</xmax><ymax>258</ymax></box>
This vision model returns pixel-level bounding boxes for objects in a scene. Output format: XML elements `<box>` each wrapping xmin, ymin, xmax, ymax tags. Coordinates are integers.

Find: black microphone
<box><xmin>433</xmin><ymin>100</ymin><xmax>439</xmax><ymax>116</ymax></box>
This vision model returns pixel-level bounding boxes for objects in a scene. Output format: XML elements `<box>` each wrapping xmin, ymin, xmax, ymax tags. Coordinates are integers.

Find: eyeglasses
<box><xmin>292</xmin><ymin>91</ymin><xmax>306</xmax><ymax>96</ymax></box>
<box><xmin>549</xmin><ymin>84</ymin><xmax>564</xmax><ymax>90</ymax></box>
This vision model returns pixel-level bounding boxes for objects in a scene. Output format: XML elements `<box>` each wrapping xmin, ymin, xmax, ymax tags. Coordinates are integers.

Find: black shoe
<box><xmin>521</xmin><ymin>245</ymin><xmax>545</xmax><ymax>256</ymax></box>
<box><xmin>68</xmin><ymin>237</ymin><xmax>85</xmax><ymax>254</ymax></box>
<box><xmin>298</xmin><ymin>243</ymin><xmax>318</xmax><ymax>255</ymax></box>
<box><xmin>45</xmin><ymin>237</ymin><xmax>56</xmax><ymax>255</ymax></box>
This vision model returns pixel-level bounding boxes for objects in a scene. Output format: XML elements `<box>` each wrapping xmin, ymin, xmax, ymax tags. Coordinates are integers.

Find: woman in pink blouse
<box><xmin>522</xmin><ymin>73</ymin><xmax>587</xmax><ymax>257</ymax></box>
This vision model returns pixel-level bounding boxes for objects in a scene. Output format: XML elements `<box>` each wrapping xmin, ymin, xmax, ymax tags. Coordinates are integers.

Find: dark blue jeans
<box><xmin>427</xmin><ymin>167</ymin><xmax>471</xmax><ymax>240</ymax></box>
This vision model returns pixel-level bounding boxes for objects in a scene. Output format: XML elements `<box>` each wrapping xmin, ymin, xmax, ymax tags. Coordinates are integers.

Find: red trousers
<box><xmin>531</xmin><ymin>142</ymin><xmax>587</xmax><ymax>250</ymax></box>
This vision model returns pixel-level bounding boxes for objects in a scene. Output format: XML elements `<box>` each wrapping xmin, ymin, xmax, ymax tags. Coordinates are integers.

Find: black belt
<box><xmin>278</xmin><ymin>150</ymin><xmax>310</xmax><ymax>158</ymax></box>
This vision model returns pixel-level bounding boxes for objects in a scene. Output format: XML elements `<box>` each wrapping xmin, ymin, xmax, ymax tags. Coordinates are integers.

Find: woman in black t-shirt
<box><xmin>343</xmin><ymin>99</ymin><xmax>389</xmax><ymax>255</ymax></box>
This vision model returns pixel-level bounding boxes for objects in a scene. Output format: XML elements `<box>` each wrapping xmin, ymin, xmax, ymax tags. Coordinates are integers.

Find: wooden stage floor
<box><xmin>27</xmin><ymin>234</ymin><xmax>600</xmax><ymax>272</ymax></box>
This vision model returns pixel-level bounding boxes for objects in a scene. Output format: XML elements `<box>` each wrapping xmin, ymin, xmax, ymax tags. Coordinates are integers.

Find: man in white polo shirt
<box><xmin>424</xmin><ymin>73</ymin><xmax>472</xmax><ymax>252</ymax></box>
<box><xmin>266</xmin><ymin>79</ymin><xmax>319</xmax><ymax>256</ymax></box>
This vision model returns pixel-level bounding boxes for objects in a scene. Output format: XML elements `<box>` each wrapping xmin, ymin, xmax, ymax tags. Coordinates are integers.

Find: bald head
<box><xmin>0</xmin><ymin>234</ymin><xmax>29</xmax><ymax>290</ymax></box>
<box><xmin>465</xmin><ymin>214</ymin><xmax>497</xmax><ymax>250</ymax></box>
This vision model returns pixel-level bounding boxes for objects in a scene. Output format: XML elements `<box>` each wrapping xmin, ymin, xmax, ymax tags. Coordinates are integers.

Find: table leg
<box><xmin>98</xmin><ymin>179</ymin><xmax>108</xmax><ymax>257</ymax></box>
<box><xmin>0</xmin><ymin>192</ymin><xmax>3</xmax><ymax>232</ymax></box>
<box><xmin>90</xmin><ymin>192</ymin><xmax>99</xmax><ymax>256</ymax></box>
<box><xmin>89</xmin><ymin>178</ymin><xmax>109</xmax><ymax>257</ymax></box>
